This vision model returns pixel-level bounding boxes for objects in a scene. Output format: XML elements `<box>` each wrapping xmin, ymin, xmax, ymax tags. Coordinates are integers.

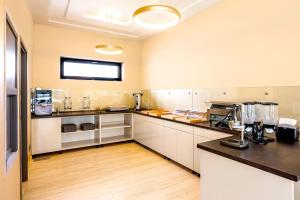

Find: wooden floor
<box><xmin>23</xmin><ymin>142</ymin><xmax>200</xmax><ymax>200</ymax></box>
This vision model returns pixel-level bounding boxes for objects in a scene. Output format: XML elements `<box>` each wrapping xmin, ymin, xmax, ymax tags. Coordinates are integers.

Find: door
<box><xmin>162</xmin><ymin>126</ymin><xmax>177</xmax><ymax>161</ymax></box>
<box><xmin>31</xmin><ymin>118</ymin><xmax>62</xmax><ymax>155</ymax></box>
<box><xmin>177</xmin><ymin>130</ymin><xmax>194</xmax><ymax>170</ymax></box>
<box><xmin>20</xmin><ymin>42</ymin><xmax>28</xmax><ymax>182</ymax></box>
<box><xmin>194</xmin><ymin>135</ymin><xmax>211</xmax><ymax>173</ymax></box>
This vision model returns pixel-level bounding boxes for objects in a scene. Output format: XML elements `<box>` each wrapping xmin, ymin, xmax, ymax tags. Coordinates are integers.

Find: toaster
<box><xmin>276</xmin><ymin>124</ymin><xmax>299</xmax><ymax>142</ymax></box>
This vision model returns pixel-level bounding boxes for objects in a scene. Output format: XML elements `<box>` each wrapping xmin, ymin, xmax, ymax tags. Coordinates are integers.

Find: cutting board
<box><xmin>175</xmin><ymin>117</ymin><xmax>208</xmax><ymax>123</ymax></box>
<box><xmin>161</xmin><ymin>114</ymin><xmax>184</xmax><ymax>120</ymax></box>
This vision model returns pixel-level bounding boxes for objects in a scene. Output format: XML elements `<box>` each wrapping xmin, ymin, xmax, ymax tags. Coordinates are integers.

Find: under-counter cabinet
<box><xmin>133</xmin><ymin>114</ymin><xmax>194</xmax><ymax>170</ymax></box>
<box><xmin>31</xmin><ymin>118</ymin><xmax>62</xmax><ymax>155</ymax></box>
<box><xmin>193</xmin><ymin>127</ymin><xmax>232</xmax><ymax>173</ymax></box>
<box><xmin>163</xmin><ymin>121</ymin><xmax>194</xmax><ymax>170</ymax></box>
<box><xmin>31</xmin><ymin>113</ymin><xmax>133</xmax><ymax>155</ymax></box>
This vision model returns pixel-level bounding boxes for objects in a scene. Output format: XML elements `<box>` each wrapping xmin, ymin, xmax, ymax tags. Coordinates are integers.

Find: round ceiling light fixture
<box><xmin>94</xmin><ymin>44</ymin><xmax>123</xmax><ymax>55</ymax></box>
<box><xmin>133</xmin><ymin>5</ymin><xmax>181</xmax><ymax>29</ymax></box>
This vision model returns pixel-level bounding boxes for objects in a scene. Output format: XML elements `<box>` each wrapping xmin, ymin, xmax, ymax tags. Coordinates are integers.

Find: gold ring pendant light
<box><xmin>133</xmin><ymin>5</ymin><xmax>181</xmax><ymax>29</ymax></box>
<box><xmin>94</xmin><ymin>44</ymin><xmax>124</xmax><ymax>55</ymax></box>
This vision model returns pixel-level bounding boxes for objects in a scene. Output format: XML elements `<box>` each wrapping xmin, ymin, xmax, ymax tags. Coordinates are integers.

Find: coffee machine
<box><xmin>133</xmin><ymin>92</ymin><xmax>143</xmax><ymax>111</ymax></box>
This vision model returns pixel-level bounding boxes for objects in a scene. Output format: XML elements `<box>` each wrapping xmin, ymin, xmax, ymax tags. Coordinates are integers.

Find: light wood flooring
<box><xmin>23</xmin><ymin>142</ymin><xmax>200</xmax><ymax>200</ymax></box>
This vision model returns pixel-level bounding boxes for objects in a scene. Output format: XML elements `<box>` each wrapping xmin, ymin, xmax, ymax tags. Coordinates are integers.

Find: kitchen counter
<box><xmin>31</xmin><ymin>110</ymin><xmax>133</xmax><ymax>119</ymax></box>
<box><xmin>32</xmin><ymin>109</ymin><xmax>240</xmax><ymax>135</ymax></box>
<box><xmin>197</xmin><ymin>136</ymin><xmax>300</xmax><ymax>200</ymax></box>
<box><xmin>197</xmin><ymin>136</ymin><xmax>300</xmax><ymax>181</ymax></box>
<box><xmin>135</xmin><ymin>111</ymin><xmax>240</xmax><ymax>135</ymax></box>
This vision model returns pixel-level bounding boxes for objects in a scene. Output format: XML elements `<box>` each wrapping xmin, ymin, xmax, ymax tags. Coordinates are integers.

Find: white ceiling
<box><xmin>28</xmin><ymin>0</ymin><xmax>220</xmax><ymax>39</ymax></box>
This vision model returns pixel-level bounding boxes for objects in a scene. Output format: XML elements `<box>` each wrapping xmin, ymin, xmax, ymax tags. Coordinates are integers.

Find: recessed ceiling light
<box><xmin>94</xmin><ymin>44</ymin><xmax>123</xmax><ymax>55</ymax></box>
<box><xmin>133</xmin><ymin>5</ymin><xmax>181</xmax><ymax>29</ymax></box>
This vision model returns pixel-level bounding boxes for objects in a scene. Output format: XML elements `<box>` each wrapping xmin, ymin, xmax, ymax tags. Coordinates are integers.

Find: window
<box><xmin>6</xmin><ymin>18</ymin><xmax>18</xmax><ymax>160</ymax></box>
<box><xmin>60</xmin><ymin>57</ymin><xmax>122</xmax><ymax>81</ymax></box>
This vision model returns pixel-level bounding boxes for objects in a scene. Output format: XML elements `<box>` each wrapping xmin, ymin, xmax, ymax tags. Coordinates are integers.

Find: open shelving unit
<box><xmin>100</xmin><ymin>113</ymin><xmax>133</xmax><ymax>144</ymax></box>
<box><xmin>59</xmin><ymin>113</ymin><xmax>133</xmax><ymax>150</ymax></box>
<box><xmin>61</xmin><ymin>115</ymin><xmax>100</xmax><ymax>150</ymax></box>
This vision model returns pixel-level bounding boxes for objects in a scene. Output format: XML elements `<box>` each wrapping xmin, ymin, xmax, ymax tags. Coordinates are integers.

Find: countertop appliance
<box><xmin>242</xmin><ymin>101</ymin><xmax>278</xmax><ymax>145</ymax></box>
<box><xmin>133</xmin><ymin>92</ymin><xmax>143</xmax><ymax>111</ymax></box>
<box><xmin>32</xmin><ymin>89</ymin><xmax>52</xmax><ymax>116</ymax></box>
<box><xmin>276</xmin><ymin>118</ymin><xmax>299</xmax><ymax>142</ymax></box>
<box><xmin>208</xmin><ymin>102</ymin><xmax>241</xmax><ymax>128</ymax></box>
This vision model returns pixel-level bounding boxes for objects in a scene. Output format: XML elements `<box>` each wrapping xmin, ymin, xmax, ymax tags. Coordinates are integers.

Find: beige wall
<box><xmin>142</xmin><ymin>0</ymin><xmax>300</xmax><ymax>89</ymax></box>
<box><xmin>32</xmin><ymin>24</ymin><xmax>142</xmax><ymax>91</ymax></box>
<box><xmin>0</xmin><ymin>0</ymin><xmax>33</xmax><ymax>200</ymax></box>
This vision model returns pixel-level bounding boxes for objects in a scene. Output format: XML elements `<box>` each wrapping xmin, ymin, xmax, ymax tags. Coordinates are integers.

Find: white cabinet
<box><xmin>194</xmin><ymin>135</ymin><xmax>211</xmax><ymax>173</ymax></box>
<box><xmin>133</xmin><ymin>114</ymin><xmax>148</xmax><ymax>146</ymax></box>
<box><xmin>177</xmin><ymin>130</ymin><xmax>194</xmax><ymax>170</ymax></box>
<box><xmin>163</xmin><ymin>121</ymin><xmax>193</xmax><ymax>169</ymax></box>
<box><xmin>133</xmin><ymin>114</ymin><xmax>233</xmax><ymax>172</ymax></box>
<box><xmin>193</xmin><ymin>127</ymin><xmax>232</xmax><ymax>173</ymax></box>
<box><xmin>162</xmin><ymin>126</ymin><xmax>177</xmax><ymax>161</ymax></box>
<box><xmin>31</xmin><ymin>118</ymin><xmax>62</xmax><ymax>155</ymax></box>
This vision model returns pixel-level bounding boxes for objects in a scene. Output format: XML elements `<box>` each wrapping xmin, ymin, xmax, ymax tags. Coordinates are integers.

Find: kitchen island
<box><xmin>197</xmin><ymin>136</ymin><xmax>300</xmax><ymax>200</ymax></box>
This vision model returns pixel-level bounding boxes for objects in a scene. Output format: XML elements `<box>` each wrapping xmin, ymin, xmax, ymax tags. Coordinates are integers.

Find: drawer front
<box><xmin>163</xmin><ymin>120</ymin><xmax>193</xmax><ymax>133</ymax></box>
<box><xmin>194</xmin><ymin>127</ymin><xmax>232</xmax><ymax>140</ymax></box>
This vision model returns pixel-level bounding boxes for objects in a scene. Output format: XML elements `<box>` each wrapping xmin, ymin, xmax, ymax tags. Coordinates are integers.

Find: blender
<box><xmin>242</xmin><ymin>102</ymin><xmax>256</xmax><ymax>135</ymax></box>
<box><xmin>262</xmin><ymin>102</ymin><xmax>278</xmax><ymax>134</ymax></box>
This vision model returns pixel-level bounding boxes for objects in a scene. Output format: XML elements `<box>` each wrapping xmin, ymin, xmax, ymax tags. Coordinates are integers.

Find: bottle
<box><xmin>64</xmin><ymin>97</ymin><xmax>72</xmax><ymax>111</ymax></box>
<box><xmin>83</xmin><ymin>96</ymin><xmax>90</xmax><ymax>110</ymax></box>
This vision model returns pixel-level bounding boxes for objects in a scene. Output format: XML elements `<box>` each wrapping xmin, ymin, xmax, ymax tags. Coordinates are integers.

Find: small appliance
<box><xmin>32</xmin><ymin>89</ymin><xmax>52</xmax><ymax>116</ymax></box>
<box><xmin>220</xmin><ymin>125</ymin><xmax>249</xmax><ymax>149</ymax></box>
<box><xmin>276</xmin><ymin>118</ymin><xmax>299</xmax><ymax>143</ymax></box>
<box><xmin>133</xmin><ymin>92</ymin><xmax>143</xmax><ymax>111</ymax></box>
<box><xmin>208</xmin><ymin>102</ymin><xmax>241</xmax><ymax>128</ymax></box>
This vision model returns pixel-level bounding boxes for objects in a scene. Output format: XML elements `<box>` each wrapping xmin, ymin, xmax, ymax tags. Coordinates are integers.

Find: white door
<box><xmin>194</xmin><ymin>135</ymin><xmax>211</xmax><ymax>173</ymax></box>
<box><xmin>31</xmin><ymin>118</ymin><xmax>61</xmax><ymax>155</ymax></box>
<box><xmin>177</xmin><ymin>130</ymin><xmax>194</xmax><ymax>170</ymax></box>
<box><xmin>162</xmin><ymin>126</ymin><xmax>177</xmax><ymax>161</ymax></box>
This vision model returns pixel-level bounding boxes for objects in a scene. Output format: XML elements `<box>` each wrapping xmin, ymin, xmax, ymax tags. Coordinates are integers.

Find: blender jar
<box><xmin>262</xmin><ymin>102</ymin><xmax>278</xmax><ymax>125</ymax></box>
<box><xmin>242</xmin><ymin>102</ymin><xmax>256</xmax><ymax>125</ymax></box>
<box><xmin>254</xmin><ymin>102</ymin><xmax>263</xmax><ymax>122</ymax></box>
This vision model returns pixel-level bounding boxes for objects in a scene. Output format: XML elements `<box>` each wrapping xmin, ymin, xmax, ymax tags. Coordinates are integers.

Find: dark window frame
<box><xmin>6</xmin><ymin>15</ymin><xmax>19</xmax><ymax>161</ymax></box>
<box><xmin>60</xmin><ymin>57</ymin><xmax>123</xmax><ymax>81</ymax></box>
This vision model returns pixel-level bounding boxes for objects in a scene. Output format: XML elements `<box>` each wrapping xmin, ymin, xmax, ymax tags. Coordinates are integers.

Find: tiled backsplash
<box><xmin>48</xmin><ymin>86</ymin><xmax>300</xmax><ymax>121</ymax></box>
<box><xmin>141</xmin><ymin>86</ymin><xmax>300</xmax><ymax>121</ymax></box>
<box><xmin>51</xmin><ymin>89</ymin><xmax>137</xmax><ymax>111</ymax></box>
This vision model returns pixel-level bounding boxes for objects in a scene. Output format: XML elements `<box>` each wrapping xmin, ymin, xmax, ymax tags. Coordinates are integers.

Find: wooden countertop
<box><xmin>197</xmin><ymin>136</ymin><xmax>300</xmax><ymax>181</ymax></box>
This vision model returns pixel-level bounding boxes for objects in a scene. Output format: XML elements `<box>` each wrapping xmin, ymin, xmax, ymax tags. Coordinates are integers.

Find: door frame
<box><xmin>20</xmin><ymin>40</ymin><xmax>28</xmax><ymax>182</ymax></box>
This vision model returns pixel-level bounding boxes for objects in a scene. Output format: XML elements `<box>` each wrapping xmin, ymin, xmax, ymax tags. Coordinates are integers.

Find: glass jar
<box><xmin>64</xmin><ymin>97</ymin><xmax>72</xmax><ymax>110</ymax></box>
<box><xmin>262</xmin><ymin>102</ymin><xmax>278</xmax><ymax>125</ymax></box>
<box><xmin>242</xmin><ymin>102</ymin><xmax>256</xmax><ymax>125</ymax></box>
<box><xmin>254</xmin><ymin>102</ymin><xmax>263</xmax><ymax>122</ymax></box>
<box><xmin>83</xmin><ymin>96</ymin><xmax>90</xmax><ymax>110</ymax></box>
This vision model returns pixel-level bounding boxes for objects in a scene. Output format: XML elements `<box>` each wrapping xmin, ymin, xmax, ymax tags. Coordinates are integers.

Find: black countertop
<box><xmin>31</xmin><ymin>110</ymin><xmax>133</xmax><ymax>119</ymax></box>
<box><xmin>197</xmin><ymin>136</ymin><xmax>300</xmax><ymax>181</ymax></box>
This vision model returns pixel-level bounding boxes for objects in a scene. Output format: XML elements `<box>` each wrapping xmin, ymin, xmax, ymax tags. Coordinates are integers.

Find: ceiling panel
<box><xmin>28</xmin><ymin>0</ymin><xmax>221</xmax><ymax>39</ymax></box>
